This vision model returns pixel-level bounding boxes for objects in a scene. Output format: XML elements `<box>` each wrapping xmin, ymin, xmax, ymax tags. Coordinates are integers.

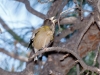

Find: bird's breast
<box><xmin>33</xmin><ymin>30</ymin><xmax>53</xmax><ymax>50</ymax></box>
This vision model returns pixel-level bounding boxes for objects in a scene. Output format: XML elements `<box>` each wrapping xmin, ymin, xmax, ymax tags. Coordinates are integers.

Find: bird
<box><xmin>28</xmin><ymin>17</ymin><xmax>55</xmax><ymax>61</ymax></box>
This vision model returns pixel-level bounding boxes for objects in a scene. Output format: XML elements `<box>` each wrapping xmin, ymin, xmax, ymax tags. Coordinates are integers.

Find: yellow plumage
<box><xmin>33</xmin><ymin>26</ymin><xmax>53</xmax><ymax>50</ymax></box>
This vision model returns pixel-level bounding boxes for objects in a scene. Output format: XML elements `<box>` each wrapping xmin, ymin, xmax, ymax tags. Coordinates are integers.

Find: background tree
<box><xmin>0</xmin><ymin>0</ymin><xmax>100</xmax><ymax>75</ymax></box>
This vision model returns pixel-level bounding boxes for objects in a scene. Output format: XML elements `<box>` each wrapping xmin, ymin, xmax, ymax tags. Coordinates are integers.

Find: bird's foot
<box><xmin>42</xmin><ymin>47</ymin><xmax>48</xmax><ymax>51</ymax></box>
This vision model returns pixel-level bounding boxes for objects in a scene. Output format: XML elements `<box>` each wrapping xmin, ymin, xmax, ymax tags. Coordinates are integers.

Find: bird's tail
<box><xmin>34</xmin><ymin>48</ymin><xmax>38</xmax><ymax>61</ymax></box>
<box><xmin>34</xmin><ymin>56</ymin><xmax>38</xmax><ymax>61</ymax></box>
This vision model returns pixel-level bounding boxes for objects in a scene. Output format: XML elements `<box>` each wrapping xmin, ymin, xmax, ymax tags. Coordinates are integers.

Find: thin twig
<box><xmin>0</xmin><ymin>28</ymin><xmax>2</xmax><ymax>34</ymax></box>
<box><xmin>80</xmin><ymin>0</ymin><xmax>83</xmax><ymax>20</ymax></box>
<box><xmin>38</xmin><ymin>0</ymin><xmax>53</xmax><ymax>4</ymax></box>
<box><xmin>97</xmin><ymin>43</ymin><xmax>100</xmax><ymax>75</ymax></box>
<box><xmin>0</xmin><ymin>48</ymin><xmax>28</xmax><ymax>62</ymax></box>
<box><xmin>76</xmin><ymin>64</ymin><xmax>80</xmax><ymax>75</ymax></box>
<box><xmin>60</xmin><ymin>7</ymin><xmax>78</xmax><ymax>16</ymax></box>
<box><xmin>80</xmin><ymin>69</ymin><xmax>85</xmax><ymax>74</ymax></box>
<box><xmin>86</xmin><ymin>72</ymin><xmax>90</xmax><ymax>75</ymax></box>
<box><xmin>60</xmin><ymin>53</ymin><xmax>69</xmax><ymax>61</ymax></box>
<box><xmin>94</xmin><ymin>46</ymin><xmax>99</xmax><ymax>65</ymax></box>
<box><xmin>93</xmin><ymin>43</ymin><xmax>100</xmax><ymax>66</ymax></box>
<box><xmin>57</xmin><ymin>7</ymin><xmax>79</xmax><ymax>33</ymax></box>
<box><xmin>92</xmin><ymin>47</ymin><xmax>99</xmax><ymax>75</ymax></box>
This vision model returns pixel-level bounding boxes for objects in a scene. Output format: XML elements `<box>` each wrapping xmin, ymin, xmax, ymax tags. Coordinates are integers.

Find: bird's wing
<box><xmin>31</xmin><ymin>29</ymin><xmax>40</xmax><ymax>39</ymax></box>
<box><xmin>47</xmin><ymin>37</ymin><xmax>54</xmax><ymax>47</ymax></box>
<box><xmin>44</xmin><ymin>32</ymin><xmax>54</xmax><ymax>48</ymax></box>
<box><xmin>27</xmin><ymin>29</ymin><xmax>40</xmax><ymax>50</ymax></box>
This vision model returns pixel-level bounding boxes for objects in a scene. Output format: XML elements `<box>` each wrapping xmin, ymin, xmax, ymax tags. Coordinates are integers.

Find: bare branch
<box><xmin>16</xmin><ymin>0</ymin><xmax>46</xmax><ymax>19</ymax></box>
<box><xmin>0</xmin><ymin>28</ymin><xmax>2</xmax><ymax>34</ymax></box>
<box><xmin>60</xmin><ymin>7</ymin><xmax>78</xmax><ymax>17</ymax></box>
<box><xmin>51</xmin><ymin>17</ymin><xmax>77</xmax><ymax>26</ymax></box>
<box><xmin>0</xmin><ymin>48</ymin><xmax>28</xmax><ymax>62</ymax></box>
<box><xmin>38</xmin><ymin>0</ymin><xmax>53</xmax><ymax>4</ymax></box>
<box><xmin>97</xmin><ymin>42</ymin><xmax>100</xmax><ymax>75</ymax></box>
<box><xmin>29</xmin><ymin>47</ymin><xmax>100</xmax><ymax>74</ymax></box>
<box><xmin>60</xmin><ymin>54</ymin><xmax>69</xmax><ymax>61</ymax></box>
<box><xmin>93</xmin><ymin>44</ymin><xmax>100</xmax><ymax>66</ymax></box>
<box><xmin>80</xmin><ymin>0</ymin><xmax>83</xmax><ymax>20</ymax></box>
<box><xmin>47</xmin><ymin>0</ymin><xmax>63</xmax><ymax>18</ymax></box>
<box><xmin>56</xmin><ymin>0</ymin><xmax>68</xmax><ymax>18</ymax></box>
<box><xmin>97</xmin><ymin>0</ymin><xmax>100</xmax><ymax>14</ymax></box>
<box><xmin>0</xmin><ymin>18</ymin><xmax>28</xmax><ymax>47</ymax></box>
<box><xmin>76</xmin><ymin>16</ymin><xmax>94</xmax><ymax>49</ymax></box>
<box><xmin>60</xmin><ymin>17</ymin><xmax>77</xmax><ymax>25</ymax></box>
<box><xmin>76</xmin><ymin>64</ymin><xmax>80</xmax><ymax>75</ymax></box>
<box><xmin>92</xmin><ymin>43</ymin><xmax>100</xmax><ymax>75</ymax></box>
<box><xmin>0</xmin><ymin>68</ymin><xmax>19</xmax><ymax>75</ymax></box>
<box><xmin>96</xmin><ymin>21</ymin><xmax>100</xmax><ymax>29</ymax></box>
<box><xmin>0</xmin><ymin>60</ymin><xmax>35</xmax><ymax>75</ymax></box>
<box><xmin>86</xmin><ymin>72</ymin><xmax>90</xmax><ymax>75</ymax></box>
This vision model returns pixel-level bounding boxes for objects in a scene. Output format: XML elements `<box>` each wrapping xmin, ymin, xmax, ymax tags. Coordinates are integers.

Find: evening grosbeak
<box><xmin>28</xmin><ymin>17</ymin><xmax>55</xmax><ymax>61</ymax></box>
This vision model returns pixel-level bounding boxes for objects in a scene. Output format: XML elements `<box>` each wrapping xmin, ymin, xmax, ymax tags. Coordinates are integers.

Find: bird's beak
<box><xmin>49</xmin><ymin>16</ymin><xmax>55</xmax><ymax>21</ymax></box>
<box><xmin>49</xmin><ymin>16</ymin><xmax>57</xmax><ymax>25</ymax></box>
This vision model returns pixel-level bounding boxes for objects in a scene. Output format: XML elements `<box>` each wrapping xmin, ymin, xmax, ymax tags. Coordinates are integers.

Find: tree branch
<box><xmin>47</xmin><ymin>0</ymin><xmax>63</xmax><ymax>17</ymax></box>
<box><xmin>16</xmin><ymin>0</ymin><xmax>46</xmax><ymax>19</ymax></box>
<box><xmin>0</xmin><ymin>49</ymin><xmax>36</xmax><ymax>75</ymax></box>
<box><xmin>96</xmin><ymin>21</ymin><xmax>100</xmax><ymax>29</ymax></box>
<box><xmin>0</xmin><ymin>61</ymin><xmax>35</xmax><ymax>75</ymax></box>
<box><xmin>76</xmin><ymin>16</ymin><xmax>94</xmax><ymax>49</ymax></box>
<box><xmin>57</xmin><ymin>17</ymin><xmax>77</xmax><ymax>25</ymax></box>
<box><xmin>0</xmin><ymin>18</ymin><xmax>28</xmax><ymax>47</ymax></box>
<box><xmin>29</xmin><ymin>47</ymin><xmax>100</xmax><ymax>74</ymax></box>
<box><xmin>0</xmin><ymin>48</ymin><xmax>28</xmax><ymax>62</ymax></box>
<box><xmin>38</xmin><ymin>0</ymin><xmax>53</xmax><ymax>4</ymax></box>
